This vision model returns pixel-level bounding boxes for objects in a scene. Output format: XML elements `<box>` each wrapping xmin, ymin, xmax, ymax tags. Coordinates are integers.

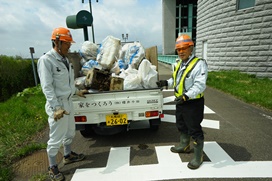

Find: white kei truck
<box><xmin>68</xmin><ymin>46</ymin><xmax>164</xmax><ymax>137</ymax></box>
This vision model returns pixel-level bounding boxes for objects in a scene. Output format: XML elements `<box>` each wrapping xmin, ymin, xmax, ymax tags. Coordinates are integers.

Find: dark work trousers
<box><xmin>175</xmin><ymin>97</ymin><xmax>205</xmax><ymax>141</ymax></box>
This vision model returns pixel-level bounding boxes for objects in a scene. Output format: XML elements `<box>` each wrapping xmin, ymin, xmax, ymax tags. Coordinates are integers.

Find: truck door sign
<box><xmin>77</xmin><ymin>99</ymin><xmax>142</xmax><ymax>108</ymax></box>
<box><xmin>78</xmin><ymin>101</ymin><xmax>113</xmax><ymax>108</ymax></box>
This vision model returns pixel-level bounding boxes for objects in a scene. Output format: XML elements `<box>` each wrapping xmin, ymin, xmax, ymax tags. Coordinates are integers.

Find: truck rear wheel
<box><xmin>92</xmin><ymin>123</ymin><xmax>127</xmax><ymax>135</ymax></box>
<box><xmin>80</xmin><ymin>124</ymin><xmax>96</xmax><ymax>138</ymax></box>
<box><xmin>149</xmin><ymin>118</ymin><xmax>161</xmax><ymax>131</ymax></box>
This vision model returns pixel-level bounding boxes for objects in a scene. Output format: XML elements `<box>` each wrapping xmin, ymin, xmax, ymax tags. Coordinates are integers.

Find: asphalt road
<box><xmin>42</xmin><ymin>62</ymin><xmax>272</xmax><ymax>181</ymax></box>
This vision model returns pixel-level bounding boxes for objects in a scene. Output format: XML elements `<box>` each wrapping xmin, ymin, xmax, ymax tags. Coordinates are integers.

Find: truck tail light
<box><xmin>75</xmin><ymin>116</ymin><xmax>87</xmax><ymax>122</ymax></box>
<box><xmin>145</xmin><ymin>111</ymin><xmax>159</xmax><ymax>118</ymax></box>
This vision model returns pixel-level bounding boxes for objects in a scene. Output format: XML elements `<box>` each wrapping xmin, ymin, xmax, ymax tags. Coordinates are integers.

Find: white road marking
<box><xmin>162</xmin><ymin>104</ymin><xmax>175</xmax><ymax>110</ymax></box>
<box><xmin>163</xmin><ymin>95</ymin><xmax>175</xmax><ymax>104</ymax></box>
<box><xmin>162</xmin><ymin>89</ymin><xmax>175</xmax><ymax>92</ymax></box>
<box><xmin>204</xmin><ymin>106</ymin><xmax>215</xmax><ymax>114</ymax></box>
<box><xmin>204</xmin><ymin>142</ymin><xmax>234</xmax><ymax>163</ymax></box>
<box><xmin>71</xmin><ymin>142</ymin><xmax>272</xmax><ymax>180</ymax></box>
<box><xmin>161</xmin><ymin>114</ymin><xmax>220</xmax><ymax>129</ymax></box>
<box><xmin>101</xmin><ymin>147</ymin><xmax>130</xmax><ymax>174</ymax></box>
<box><xmin>161</xmin><ymin>114</ymin><xmax>175</xmax><ymax>123</ymax></box>
<box><xmin>201</xmin><ymin>119</ymin><xmax>220</xmax><ymax>129</ymax></box>
<box><xmin>162</xmin><ymin>95</ymin><xmax>218</xmax><ymax>129</ymax></box>
<box><xmin>163</xmin><ymin>105</ymin><xmax>215</xmax><ymax>114</ymax></box>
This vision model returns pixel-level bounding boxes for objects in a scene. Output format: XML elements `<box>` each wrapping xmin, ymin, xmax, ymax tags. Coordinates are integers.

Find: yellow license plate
<box><xmin>106</xmin><ymin>114</ymin><xmax>128</xmax><ymax>126</ymax></box>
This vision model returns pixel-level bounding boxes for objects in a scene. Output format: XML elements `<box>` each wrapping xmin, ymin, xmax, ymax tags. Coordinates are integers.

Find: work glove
<box><xmin>174</xmin><ymin>94</ymin><xmax>189</xmax><ymax>105</ymax></box>
<box><xmin>156</xmin><ymin>80</ymin><xmax>168</xmax><ymax>89</ymax></box>
<box><xmin>54</xmin><ymin>107</ymin><xmax>70</xmax><ymax>121</ymax></box>
<box><xmin>76</xmin><ymin>89</ymin><xmax>88</xmax><ymax>98</ymax></box>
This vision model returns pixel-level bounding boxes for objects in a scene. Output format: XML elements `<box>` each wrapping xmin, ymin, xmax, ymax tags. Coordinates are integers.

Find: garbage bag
<box><xmin>138</xmin><ymin>59</ymin><xmax>158</xmax><ymax>89</ymax></box>
<box><xmin>81</xmin><ymin>59</ymin><xmax>102</xmax><ymax>75</ymax></box>
<box><xmin>123</xmin><ymin>65</ymin><xmax>143</xmax><ymax>90</ymax></box>
<box><xmin>79</xmin><ymin>41</ymin><xmax>98</xmax><ymax>60</ymax></box>
<box><xmin>122</xmin><ymin>42</ymin><xmax>145</xmax><ymax>70</ymax></box>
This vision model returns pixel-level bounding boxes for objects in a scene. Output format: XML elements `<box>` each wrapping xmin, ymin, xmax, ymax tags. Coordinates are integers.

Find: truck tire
<box><xmin>80</xmin><ymin>124</ymin><xmax>96</xmax><ymax>138</ymax></box>
<box><xmin>149</xmin><ymin>118</ymin><xmax>161</xmax><ymax>131</ymax></box>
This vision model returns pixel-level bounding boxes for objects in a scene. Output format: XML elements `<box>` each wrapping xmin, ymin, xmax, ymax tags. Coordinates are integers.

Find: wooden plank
<box><xmin>145</xmin><ymin>46</ymin><xmax>158</xmax><ymax>71</ymax></box>
<box><xmin>67</xmin><ymin>52</ymin><xmax>81</xmax><ymax>79</ymax></box>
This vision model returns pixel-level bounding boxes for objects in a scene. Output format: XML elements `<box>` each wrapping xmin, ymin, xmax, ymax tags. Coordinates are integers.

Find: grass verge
<box><xmin>0</xmin><ymin>86</ymin><xmax>48</xmax><ymax>181</ymax></box>
<box><xmin>207</xmin><ymin>70</ymin><xmax>272</xmax><ymax>111</ymax></box>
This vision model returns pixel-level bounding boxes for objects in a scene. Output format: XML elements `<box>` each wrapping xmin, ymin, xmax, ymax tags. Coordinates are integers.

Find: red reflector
<box><xmin>145</xmin><ymin>111</ymin><xmax>159</xmax><ymax>118</ymax></box>
<box><xmin>160</xmin><ymin>113</ymin><xmax>164</xmax><ymax>118</ymax></box>
<box><xmin>75</xmin><ymin>116</ymin><xmax>87</xmax><ymax>122</ymax></box>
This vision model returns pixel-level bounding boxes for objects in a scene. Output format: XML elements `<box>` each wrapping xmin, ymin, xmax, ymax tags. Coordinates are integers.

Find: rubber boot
<box><xmin>187</xmin><ymin>139</ymin><xmax>204</xmax><ymax>169</ymax></box>
<box><xmin>170</xmin><ymin>132</ymin><xmax>191</xmax><ymax>153</ymax></box>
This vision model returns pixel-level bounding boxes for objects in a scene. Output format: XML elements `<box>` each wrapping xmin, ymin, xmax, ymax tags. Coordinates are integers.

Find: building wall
<box><xmin>162</xmin><ymin>0</ymin><xmax>176</xmax><ymax>55</ymax></box>
<box><xmin>195</xmin><ymin>0</ymin><xmax>272</xmax><ymax>78</ymax></box>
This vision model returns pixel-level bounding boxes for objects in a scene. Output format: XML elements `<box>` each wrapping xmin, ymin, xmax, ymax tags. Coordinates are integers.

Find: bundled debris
<box><xmin>85</xmin><ymin>68</ymin><xmax>111</xmax><ymax>91</ymax></box>
<box><xmin>75</xmin><ymin>35</ymin><xmax>158</xmax><ymax>92</ymax></box>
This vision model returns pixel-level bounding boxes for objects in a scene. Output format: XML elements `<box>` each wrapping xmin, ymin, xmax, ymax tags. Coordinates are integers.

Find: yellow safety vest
<box><xmin>173</xmin><ymin>57</ymin><xmax>204</xmax><ymax>99</ymax></box>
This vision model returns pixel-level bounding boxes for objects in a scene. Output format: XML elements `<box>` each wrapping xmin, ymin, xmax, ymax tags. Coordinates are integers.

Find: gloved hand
<box><xmin>76</xmin><ymin>89</ymin><xmax>88</xmax><ymax>98</ymax></box>
<box><xmin>174</xmin><ymin>94</ymin><xmax>189</xmax><ymax>104</ymax></box>
<box><xmin>54</xmin><ymin>108</ymin><xmax>70</xmax><ymax>121</ymax></box>
<box><xmin>156</xmin><ymin>80</ymin><xmax>168</xmax><ymax>88</ymax></box>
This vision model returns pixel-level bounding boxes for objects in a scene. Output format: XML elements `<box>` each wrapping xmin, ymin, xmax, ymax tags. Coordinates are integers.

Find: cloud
<box><xmin>0</xmin><ymin>0</ymin><xmax>162</xmax><ymax>58</ymax></box>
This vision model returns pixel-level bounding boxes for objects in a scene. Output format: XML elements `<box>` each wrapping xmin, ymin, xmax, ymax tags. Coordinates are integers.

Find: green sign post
<box><xmin>66</xmin><ymin>10</ymin><xmax>93</xmax><ymax>41</ymax></box>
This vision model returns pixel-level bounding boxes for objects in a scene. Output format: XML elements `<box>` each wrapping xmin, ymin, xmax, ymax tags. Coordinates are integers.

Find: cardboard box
<box><xmin>85</xmin><ymin>68</ymin><xmax>111</xmax><ymax>91</ymax></box>
<box><xmin>110</xmin><ymin>77</ymin><xmax>124</xmax><ymax>91</ymax></box>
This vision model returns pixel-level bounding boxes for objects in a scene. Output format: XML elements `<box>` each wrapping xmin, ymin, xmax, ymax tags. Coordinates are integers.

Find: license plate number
<box><xmin>106</xmin><ymin>114</ymin><xmax>128</xmax><ymax>126</ymax></box>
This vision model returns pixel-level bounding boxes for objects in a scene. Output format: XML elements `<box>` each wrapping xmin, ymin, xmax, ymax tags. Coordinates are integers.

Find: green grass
<box><xmin>207</xmin><ymin>70</ymin><xmax>272</xmax><ymax>111</ymax></box>
<box><xmin>0</xmin><ymin>86</ymin><xmax>47</xmax><ymax>181</ymax></box>
<box><xmin>0</xmin><ymin>70</ymin><xmax>271</xmax><ymax>180</ymax></box>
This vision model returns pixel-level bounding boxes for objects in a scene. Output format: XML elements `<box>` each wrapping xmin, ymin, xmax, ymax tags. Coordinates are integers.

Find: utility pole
<box><xmin>29</xmin><ymin>47</ymin><xmax>38</xmax><ymax>86</ymax></box>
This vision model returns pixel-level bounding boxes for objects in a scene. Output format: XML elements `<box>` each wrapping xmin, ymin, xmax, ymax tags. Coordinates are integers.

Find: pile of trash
<box><xmin>75</xmin><ymin>35</ymin><xmax>158</xmax><ymax>92</ymax></box>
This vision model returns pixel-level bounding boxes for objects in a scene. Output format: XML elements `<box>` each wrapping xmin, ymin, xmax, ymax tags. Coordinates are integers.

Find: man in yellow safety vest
<box><xmin>157</xmin><ymin>34</ymin><xmax>208</xmax><ymax>169</ymax></box>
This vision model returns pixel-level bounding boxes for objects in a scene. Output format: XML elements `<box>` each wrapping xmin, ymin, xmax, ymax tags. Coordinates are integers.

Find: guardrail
<box><xmin>158</xmin><ymin>55</ymin><xmax>178</xmax><ymax>64</ymax></box>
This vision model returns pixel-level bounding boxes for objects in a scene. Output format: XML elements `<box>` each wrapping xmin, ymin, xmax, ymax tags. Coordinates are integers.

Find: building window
<box><xmin>175</xmin><ymin>0</ymin><xmax>197</xmax><ymax>42</ymax></box>
<box><xmin>237</xmin><ymin>0</ymin><xmax>255</xmax><ymax>10</ymax></box>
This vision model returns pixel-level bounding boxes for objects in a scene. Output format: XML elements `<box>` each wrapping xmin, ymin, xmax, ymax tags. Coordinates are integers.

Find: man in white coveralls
<box><xmin>38</xmin><ymin>27</ymin><xmax>88</xmax><ymax>181</ymax></box>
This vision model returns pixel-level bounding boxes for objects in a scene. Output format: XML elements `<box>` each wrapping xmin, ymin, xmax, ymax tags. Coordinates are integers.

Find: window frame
<box><xmin>236</xmin><ymin>0</ymin><xmax>255</xmax><ymax>10</ymax></box>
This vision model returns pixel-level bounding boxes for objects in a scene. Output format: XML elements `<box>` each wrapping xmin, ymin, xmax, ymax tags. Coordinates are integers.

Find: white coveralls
<box><xmin>37</xmin><ymin>49</ymin><xmax>77</xmax><ymax>166</ymax></box>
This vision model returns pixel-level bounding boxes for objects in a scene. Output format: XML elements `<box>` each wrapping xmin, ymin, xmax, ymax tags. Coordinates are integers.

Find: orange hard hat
<box><xmin>51</xmin><ymin>27</ymin><xmax>75</xmax><ymax>43</ymax></box>
<box><xmin>175</xmin><ymin>34</ymin><xmax>194</xmax><ymax>49</ymax></box>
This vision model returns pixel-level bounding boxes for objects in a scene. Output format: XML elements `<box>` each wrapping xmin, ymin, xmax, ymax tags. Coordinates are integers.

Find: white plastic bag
<box><xmin>138</xmin><ymin>59</ymin><xmax>158</xmax><ymax>89</ymax></box>
<box><xmin>75</xmin><ymin>76</ymin><xmax>86</xmax><ymax>90</ymax></box>
<box><xmin>110</xmin><ymin>61</ymin><xmax>121</xmax><ymax>75</ymax></box>
<box><xmin>81</xmin><ymin>59</ymin><xmax>102</xmax><ymax>75</ymax></box>
<box><xmin>123</xmin><ymin>65</ymin><xmax>143</xmax><ymax>90</ymax></box>
<box><xmin>79</xmin><ymin>41</ymin><xmax>98</xmax><ymax>60</ymax></box>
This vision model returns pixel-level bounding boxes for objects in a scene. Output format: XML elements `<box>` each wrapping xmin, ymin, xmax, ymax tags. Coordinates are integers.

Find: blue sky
<box><xmin>0</xmin><ymin>0</ymin><xmax>162</xmax><ymax>58</ymax></box>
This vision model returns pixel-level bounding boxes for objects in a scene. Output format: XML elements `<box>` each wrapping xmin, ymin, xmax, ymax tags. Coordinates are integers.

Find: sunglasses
<box><xmin>177</xmin><ymin>47</ymin><xmax>190</xmax><ymax>52</ymax></box>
